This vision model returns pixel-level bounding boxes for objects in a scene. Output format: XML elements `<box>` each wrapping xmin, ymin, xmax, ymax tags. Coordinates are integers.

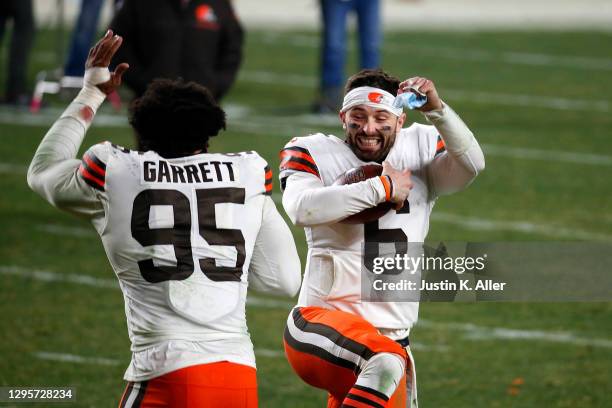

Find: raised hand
<box><xmin>85</xmin><ymin>30</ymin><xmax>129</xmax><ymax>95</ymax></box>
<box><xmin>398</xmin><ymin>76</ymin><xmax>443</xmax><ymax>112</ymax></box>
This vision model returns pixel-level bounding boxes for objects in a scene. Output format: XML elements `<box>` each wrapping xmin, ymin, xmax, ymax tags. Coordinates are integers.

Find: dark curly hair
<box><xmin>129</xmin><ymin>79</ymin><xmax>226</xmax><ymax>158</ymax></box>
<box><xmin>345</xmin><ymin>69</ymin><xmax>401</xmax><ymax>96</ymax></box>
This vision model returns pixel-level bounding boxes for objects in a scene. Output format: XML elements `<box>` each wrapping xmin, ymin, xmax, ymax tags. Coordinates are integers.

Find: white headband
<box><xmin>340</xmin><ymin>86</ymin><xmax>403</xmax><ymax>117</ymax></box>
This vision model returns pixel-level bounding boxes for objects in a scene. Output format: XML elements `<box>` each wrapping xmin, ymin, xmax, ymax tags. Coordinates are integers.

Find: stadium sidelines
<box><xmin>3</xmin><ymin>265</ymin><xmax>612</xmax><ymax>350</ymax></box>
<box><xmin>260</xmin><ymin>32</ymin><xmax>612</xmax><ymax>71</ymax></box>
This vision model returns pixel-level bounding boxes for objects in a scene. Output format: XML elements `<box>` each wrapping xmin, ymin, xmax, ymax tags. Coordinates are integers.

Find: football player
<box><xmin>280</xmin><ymin>69</ymin><xmax>485</xmax><ymax>407</ymax></box>
<box><xmin>28</xmin><ymin>31</ymin><xmax>301</xmax><ymax>407</ymax></box>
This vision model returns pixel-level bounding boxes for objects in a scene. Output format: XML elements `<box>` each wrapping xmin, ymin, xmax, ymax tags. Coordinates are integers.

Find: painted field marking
<box><xmin>0</xmin><ymin>163</ymin><xmax>28</xmax><ymax>175</ymax></box>
<box><xmin>0</xmin><ymin>265</ymin><xmax>119</xmax><ymax>289</ymax></box>
<box><xmin>418</xmin><ymin>320</ymin><xmax>612</xmax><ymax>349</ymax></box>
<box><xmin>0</xmin><ymin>103</ymin><xmax>244</xmax><ymax>129</ymax></box>
<box><xmin>432</xmin><ymin>212</ymin><xmax>612</xmax><ymax>241</ymax></box>
<box><xmin>33</xmin><ymin>351</ymin><xmax>120</xmax><ymax>366</ymax></box>
<box><xmin>255</xmin><ymin>349</ymin><xmax>285</xmax><ymax>358</ymax></box>
<box><xmin>481</xmin><ymin>144</ymin><xmax>612</xmax><ymax>166</ymax></box>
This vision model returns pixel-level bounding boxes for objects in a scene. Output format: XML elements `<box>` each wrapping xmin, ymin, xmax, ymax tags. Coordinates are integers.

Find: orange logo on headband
<box><xmin>368</xmin><ymin>92</ymin><xmax>384</xmax><ymax>103</ymax></box>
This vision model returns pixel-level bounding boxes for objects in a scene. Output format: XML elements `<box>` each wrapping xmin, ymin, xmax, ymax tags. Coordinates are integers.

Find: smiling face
<box><xmin>341</xmin><ymin>105</ymin><xmax>406</xmax><ymax>162</ymax></box>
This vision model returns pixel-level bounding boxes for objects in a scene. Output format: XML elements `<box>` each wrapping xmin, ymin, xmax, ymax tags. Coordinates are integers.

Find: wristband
<box><xmin>73</xmin><ymin>67</ymin><xmax>110</xmax><ymax>114</ymax></box>
<box><xmin>379</xmin><ymin>175</ymin><xmax>393</xmax><ymax>201</ymax></box>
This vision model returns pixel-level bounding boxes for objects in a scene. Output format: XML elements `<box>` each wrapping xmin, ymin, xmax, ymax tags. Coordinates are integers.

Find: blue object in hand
<box><xmin>393</xmin><ymin>91</ymin><xmax>427</xmax><ymax>110</ymax></box>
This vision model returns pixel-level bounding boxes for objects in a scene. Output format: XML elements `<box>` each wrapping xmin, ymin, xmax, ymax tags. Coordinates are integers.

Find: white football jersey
<box><xmin>280</xmin><ymin>124</ymin><xmax>445</xmax><ymax>332</ymax></box>
<box><xmin>80</xmin><ymin>142</ymin><xmax>273</xmax><ymax>380</ymax></box>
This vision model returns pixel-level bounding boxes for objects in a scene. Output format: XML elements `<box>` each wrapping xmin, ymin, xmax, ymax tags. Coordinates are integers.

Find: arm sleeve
<box><xmin>422</xmin><ymin>102</ymin><xmax>485</xmax><ymax>196</ymax></box>
<box><xmin>213</xmin><ymin>1</ymin><xmax>244</xmax><ymax>99</ymax></box>
<box><xmin>248</xmin><ymin>196</ymin><xmax>302</xmax><ymax>297</ymax></box>
<box><xmin>27</xmin><ymin>88</ymin><xmax>107</xmax><ymax>218</ymax></box>
<box><xmin>282</xmin><ymin>171</ymin><xmax>388</xmax><ymax>227</ymax></box>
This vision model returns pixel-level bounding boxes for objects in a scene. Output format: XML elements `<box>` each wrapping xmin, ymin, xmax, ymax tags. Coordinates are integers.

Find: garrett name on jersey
<box><xmin>143</xmin><ymin>159</ymin><xmax>236</xmax><ymax>184</ymax></box>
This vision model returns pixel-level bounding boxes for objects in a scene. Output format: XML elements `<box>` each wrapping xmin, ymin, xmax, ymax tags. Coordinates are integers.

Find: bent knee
<box><xmin>371</xmin><ymin>352</ymin><xmax>405</xmax><ymax>378</ymax></box>
<box><xmin>355</xmin><ymin>352</ymin><xmax>406</xmax><ymax>398</ymax></box>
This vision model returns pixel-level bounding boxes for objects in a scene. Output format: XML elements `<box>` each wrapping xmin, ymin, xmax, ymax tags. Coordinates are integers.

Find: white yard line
<box><xmin>0</xmin><ymin>265</ymin><xmax>119</xmax><ymax>289</ymax></box>
<box><xmin>443</xmin><ymin>88</ymin><xmax>609</xmax><ymax>112</ymax></box>
<box><xmin>432</xmin><ymin>212</ymin><xmax>612</xmax><ymax>242</ymax></box>
<box><xmin>248</xmin><ymin>296</ymin><xmax>293</xmax><ymax>309</ymax></box>
<box><xmin>408</xmin><ymin>342</ymin><xmax>450</xmax><ymax>353</ymax></box>
<box><xmin>239</xmin><ymin>70</ymin><xmax>315</xmax><ymax>87</ymax></box>
<box><xmin>261</xmin><ymin>33</ymin><xmax>612</xmax><ymax>71</ymax></box>
<box><xmin>5</xmin><ymin>265</ymin><xmax>612</xmax><ymax>350</ymax></box>
<box><xmin>0</xmin><ymin>109</ymin><xmax>129</xmax><ymax>128</ymax></box>
<box><xmin>418</xmin><ymin>320</ymin><xmax>612</xmax><ymax>349</ymax></box>
<box><xmin>33</xmin><ymin>351</ymin><xmax>121</xmax><ymax>366</ymax></box>
<box><xmin>0</xmin><ymin>163</ymin><xmax>28</xmax><ymax>175</ymax></box>
<box><xmin>0</xmin><ymin>103</ymin><xmax>250</xmax><ymax>129</ymax></box>
<box><xmin>255</xmin><ymin>349</ymin><xmax>285</xmax><ymax>358</ymax></box>
<box><xmin>481</xmin><ymin>144</ymin><xmax>612</xmax><ymax>166</ymax></box>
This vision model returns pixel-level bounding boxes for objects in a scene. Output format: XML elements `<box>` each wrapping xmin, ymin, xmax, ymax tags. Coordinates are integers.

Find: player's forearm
<box><xmin>282</xmin><ymin>173</ymin><xmax>387</xmax><ymax>226</ymax></box>
<box><xmin>423</xmin><ymin>102</ymin><xmax>485</xmax><ymax>192</ymax></box>
<box><xmin>27</xmin><ymin>75</ymin><xmax>107</xmax><ymax>211</ymax></box>
<box><xmin>27</xmin><ymin>85</ymin><xmax>105</xmax><ymax>191</ymax></box>
<box><xmin>249</xmin><ymin>197</ymin><xmax>302</xmax><ymax>297</ymax></box>
<box><xmin>423</xmin><ymin>102</ymin><xmax>485</xmax><ymax>174</ymax></box>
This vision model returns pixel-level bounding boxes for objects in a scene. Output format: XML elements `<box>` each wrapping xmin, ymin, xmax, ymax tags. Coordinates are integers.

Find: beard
<box><xmin>345</xmin><ymin>124</ymin><xmax>397</xmax><ymax>163</ymax></box>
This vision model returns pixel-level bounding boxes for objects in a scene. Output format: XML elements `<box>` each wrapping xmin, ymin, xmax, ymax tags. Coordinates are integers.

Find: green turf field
<box><xmin>1</xmin><ymin>29</ymin><xmax>611</xmax><ymax>407</ymax></box>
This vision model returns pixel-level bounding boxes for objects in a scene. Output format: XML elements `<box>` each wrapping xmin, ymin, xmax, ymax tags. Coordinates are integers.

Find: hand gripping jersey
<box><xmin>80</xmin><ymin>142</ymin><xmax>272</xmax><ymax>380</ymax></box>
<box><xmin>279</xmin><ymin>125</ymin><xmax>446</xmax><ymax>333</ymax></box>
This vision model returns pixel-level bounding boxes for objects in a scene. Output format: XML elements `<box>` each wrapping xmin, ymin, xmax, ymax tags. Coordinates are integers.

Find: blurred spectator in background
<box><xmin>315</xmin><ymin>0</ymin><xmax>381</xmax><ymax>113</ymax></box>
<box><xmin>0</xmin><ymin>0</ymin><xmax>35</xmax><ymax>106</ymax></box>
<box><xmin>64</xmin><ymin>0</ymin><xmax>122</xmax><ymax>78</ymax></box>
<box><xmin>110</xmin><ymin>0</ymin><xmax>243</xmax><ymax>101</ymax></box>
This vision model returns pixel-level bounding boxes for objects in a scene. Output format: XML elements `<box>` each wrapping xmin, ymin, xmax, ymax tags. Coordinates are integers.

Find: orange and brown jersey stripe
<box><xmin>435</xmin><ymin>135</ymin><xmax>446</xmax><ymax>157</ymax></box>
<box><xmin>264</xmin><ymin>165</ymin><xmax>273</xmax><ymax>195</ymax></box>
<box><xmin>78</xmin><ymin>151</ymin><xmax>106</xmax><ymax>191</ymax></box>
<box><xmin>279</xmin><ymin>146</ymin><xmax>320</xmax><ymax>178</ymax></box>
<box><xmin>342</xmin><ymin>384</ymin><xmax>390</xmax><ymax>408</ymax></box>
